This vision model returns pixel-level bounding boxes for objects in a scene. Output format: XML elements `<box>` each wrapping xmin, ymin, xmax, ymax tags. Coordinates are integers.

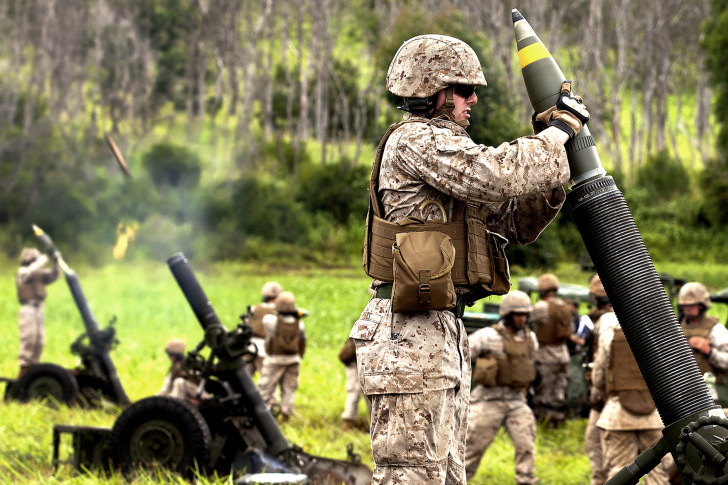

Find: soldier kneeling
<box><xmin>465</xmin><ymin>291</ymin><xmax>539</xmax><ymax>484</ymax></box>
<box><xmin>158</xmin><ymin>339</ymin><xmax>203</xmax><ymax>404</ymax></box>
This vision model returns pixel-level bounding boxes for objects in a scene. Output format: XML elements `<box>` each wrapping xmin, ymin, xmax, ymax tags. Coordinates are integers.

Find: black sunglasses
<box><xmin>454</xmin><ymin>85</ymin><xmax>476</xmax><ymax>98</ymax></box>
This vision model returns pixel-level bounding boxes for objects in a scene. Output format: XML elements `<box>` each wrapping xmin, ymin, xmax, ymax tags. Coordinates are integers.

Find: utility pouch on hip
<box><xmin>472</xmin><ymin>356</ymin><xmax>498</xmax><ymax>387</ymax></box>
<box><xmin>487</xmin><ymin>231</ymin><xmax>511</xmax><ymax>295</ymax></box>
<box><xmin>391</xmin><ymin>231</ymin><xmax>456</xmax><ymax>313</ymax></box>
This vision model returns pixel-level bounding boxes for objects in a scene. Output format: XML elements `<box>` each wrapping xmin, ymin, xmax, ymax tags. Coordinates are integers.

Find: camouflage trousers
<box><xmin>533</xmin><ymin>361</ymin><xmax>568</xmax><ymax>420</ymax></box>
<box><xmin>342</xmin><ymin>363</ymin><xmax>371</xmax><ymax>421</ymax></box>
<box><xmin>464</xmin><ymin>399</ymin><xmax>537</xmax><ymax>484</ymax></box>
<box><xmin>585</xmin><ymin>408</ymin><xmax>606</xmax><ymax>485</ymax></box>
<box><xmin>258</xmin><ymin>361</ymin><xmax>300</xmax><ymax>416</ymax></box>
<box><xmin>168</xmin><ymin>378</ymin><xmax>199</xmax><ymax>401</ymax></box>
<box><xmin>601</xmin><ymin>429</ymin><xmax>669</xmax><ymax>485</ymax></box>
<box><xmin>369</xmin><ymin>386</ymin><xmax>468</xmax><ymax>485</ymax></box>
<box><xmin>18</xmin><ymin>303</ymin><xmax>45</xmax><ymax>367</ymax></box>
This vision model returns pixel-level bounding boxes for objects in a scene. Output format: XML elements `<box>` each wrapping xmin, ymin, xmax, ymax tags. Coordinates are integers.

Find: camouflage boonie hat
<box><xmin>678</xmin><ymin>282</ymin><xmax>711</xmax><ymax>309</ymax></box>
<box><xmin>499</xmin><ymin>290</ymin><xmax>533</xmax><ymax>316</ymax></box>
<box><xmin>386</xmin><ymin>34</ymin><xmax>487</xmax><ymax>98</ymax></box>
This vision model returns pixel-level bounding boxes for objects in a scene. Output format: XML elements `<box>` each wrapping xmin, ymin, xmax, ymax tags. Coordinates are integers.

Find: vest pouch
<box><xmin>391</xmin><ymin>231</ymin><xmax>457</xmax><ymax>313</ymax></box>
<box><xmin>487</xmin><ymin>231</ymin><xmax>511</xmax><ymax>295</ymax></box>
<box><xmin>472</xmin><ymin>356</ymin><xmax>498</xmax><ymax>387</ymax></box>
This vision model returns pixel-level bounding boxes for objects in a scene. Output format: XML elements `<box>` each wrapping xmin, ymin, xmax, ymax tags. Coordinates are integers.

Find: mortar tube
<box><xmin>513</xmin><ymin>7</ymin><xmax>720</xmax><ymax>456</ymax></box>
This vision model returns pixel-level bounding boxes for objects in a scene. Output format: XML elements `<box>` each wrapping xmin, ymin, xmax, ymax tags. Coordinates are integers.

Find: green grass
<box><xmin>2</xmin><ymin>259</ymin><xmax>728</xmax><ymax>483</ymax></box>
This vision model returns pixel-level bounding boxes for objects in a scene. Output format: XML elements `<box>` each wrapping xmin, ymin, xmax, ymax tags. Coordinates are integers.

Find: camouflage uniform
<box><xmin>245</xmin><ymin>301</ymin><xmax>274</xmax><ymax>376</ymax></box>
<box><xmin>530</xmin><ymin>297</ymin><xmax>571</xmax><ymax>422</ymax></box>
<box><xmin>353</xmin><ymin>34</ymin><xmax>573</xmax><ymax>485</ymax></box>
<box><xmin>16</xmin><ymin>251</ymin><xmax>60</xmax><ymax>368</ymax></box>
<box><xmin>464</xmin><ymin>322</ymin><xmax>539</xmax><ymax>484</ymax></box>
<box><xmin>585</xmin><ymin>307</ymin><xmax>609</xmax><ymax>485</ymax></box>
<box><xmin>158</xmin><ymin>361</ymin><xmax>200</xmax><ymax>401</ymax></box>
<box><xmin>341</xmin><ymin>340</ymin><xmax>372</xmax><ymax>422</ymax></box>
<box><xmin>593</xmin><ymin>312</ymin><xmax>669</xmax><ymax>485</ymax></box>
<box><xmin>257</xmin><ymin>295</ymin><xmax>306</xmax><ymax>417</ymax></box>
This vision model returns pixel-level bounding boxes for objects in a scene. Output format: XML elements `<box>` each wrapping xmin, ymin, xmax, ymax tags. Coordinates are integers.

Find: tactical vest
<box><xmin>362</xmin><ymin>120</ymin><xmax>510</xmax><ymax>305</ymax></box>
<box><xmin>266</xmin><ymin>316</ymin><xmax>302</xmax><ymax>356</ymax></box>
<box><xmin>681</xmin><ymin>315</ymin><xmax>722</xmax><ymax>383</ymax></box>
<box><xmin>248</xmin><ymin>303</ymin><xmax>275</xmax><ymax>338</ymax></box>
<box><xmin>535</xmin><ymin>299</ymin><xmax>572</xmax><ymax>346</ymax></box>
<box><xmin>473</xmin><ymin>325</ymin><xmax>535</xmax><ymax>390</ymax></box>
<box><xmin>606</xmin><ymin>328</ymin><xmax>656</xmax><ymax>415</ymax></box>
<box><xmin>16</xmin><ymin>271</ymin><xmax>48</xmax><ymax>304</ymax></box>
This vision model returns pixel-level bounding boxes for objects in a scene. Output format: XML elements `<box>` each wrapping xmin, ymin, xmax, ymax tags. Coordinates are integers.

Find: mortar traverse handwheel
<box><xmin>111</xmin><ymin>396</ymin><xmax>211</xmax><ymax>476</ymax></box>
<box><xmin>15</xmin><ymin>363</ymin><xmax>79</xmax><ymax>405</ymax></box>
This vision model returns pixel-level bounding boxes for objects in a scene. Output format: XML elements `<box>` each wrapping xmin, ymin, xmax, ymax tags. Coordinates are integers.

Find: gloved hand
<box><xmin>532</xmin><ymin>80</ymin><xmax>590</xmax><ymax>138</ymax></box>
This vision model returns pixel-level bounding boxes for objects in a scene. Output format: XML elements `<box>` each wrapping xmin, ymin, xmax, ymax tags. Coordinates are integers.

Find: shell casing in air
<box><xmin>512</xmin><ymin>9</ymin><xmax>606</xmax><ymax>186</ymax></box>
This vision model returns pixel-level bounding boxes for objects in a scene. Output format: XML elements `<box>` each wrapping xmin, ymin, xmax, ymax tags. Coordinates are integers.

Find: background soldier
<box><xmin>678</xmin><ymin>282</ymin><xmax>728</xmax><ymax>399</ymax></box>
<box><xmin>158</xmin><ymin>338</ymin><xmax>203</xmax><ymax>403</ymax></box>
<box><xmin>257</xmin><ymin>291</ymin><xmax>307</xmax><ymax>422</ymax></box>
<box><xmin>564</xmin><ymin>297</ymin><xmax>593</xmax><ymax>418</ymax></box>
<box><xmin>339</xmin><ymin>338</ymin><xmax>371</xmax><ymax>431</ymax></box>
<box><xmin>16</xmin><ymin>247</ymin><xmax>60</xmax><ymax>377</ymax></box>
<box><xmin>584</xmin><ymin>275</ymin><xmax>611</xmax><ymax>485</ymax></box>
<box><xmin>244</xmin><ymin>281</ymin><xmax>282</xmax><ymax>376</ymax></box>
<box><xmin>593</xmin><ymin>311</ymin><xmax>669</xmax><ymax>484</ymax></box>
<box><xmin>465</xmin><ymin>291</ymin><xmax>538</xmax><ymax>484</ymax></box>
<box><xmin>530</xmin><ymin>273</ymin><xmax>572</xmax><ymax>426</ymax></box>
<box><xmin>353</xmin><ymin>33</ymin><xmax>586</xmax><ymax>485</ymax></box>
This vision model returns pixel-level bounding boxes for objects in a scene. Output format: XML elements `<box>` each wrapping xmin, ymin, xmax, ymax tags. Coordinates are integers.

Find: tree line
<box><xmin>0</xmin><ymin>0</ymin><xmax>726</xmax><ymax>266</ymax></box>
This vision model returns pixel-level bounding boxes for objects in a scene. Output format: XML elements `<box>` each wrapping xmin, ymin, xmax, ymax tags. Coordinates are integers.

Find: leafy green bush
<box><xmin>297</xmin><ymin>162</ymin><xmax>369</xmax><ymax>225</ymax></box>
<box><xmin>143</xmin><ymin>142</ymin><xmax>201</xmax><ymax>188</ymax></box>
<box><xmin>634</xmin><ymin>149</ymin><xmax>689</xmax><ymax>202</ymax></box>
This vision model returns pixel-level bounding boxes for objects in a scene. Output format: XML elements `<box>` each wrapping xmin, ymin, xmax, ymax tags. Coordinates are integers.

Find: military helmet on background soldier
<box><xmin>275</xmin><ymin>291</ymin><xmax>297</xmax><ymax>314</ymax></box>
<box><xmin>165</xmin><ymin>338</ymin><xmax>186</xmax><ymax>356</ymax></box>
<box><xmin>589</xmin><ymin>274</ymin><xmax>607</xmax><ymax>298</ymax></box>
<box><xmin>499</xmin><ymin>290</ymin><xmax>533</xmax><ymax>316</ymax></box>
<box><xmin>678</xmin><ymin>282</ymin><xmax>711</xmax><ymax>310</ymax></box>
<box><xmin>20</xmin><ymin>247</ymin><xmax>41</xmax><ymax>265</ymax></box>
<box><xmin>537</xmin><ymin>273</ymin><xmax>560</xmax><ymax>292</ymax></box>
<box><xmin>262</xmin><ymin>281</ymin><xmax>283</xmax><ymax>300</ymax></box>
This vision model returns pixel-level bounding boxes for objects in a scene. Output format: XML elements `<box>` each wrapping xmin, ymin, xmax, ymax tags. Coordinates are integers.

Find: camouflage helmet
<box><xmin>537</xmin><ymin>273</ymin><xmax>559</xmax><ymax>292</ymax></box>
<box><xmin>589</xmin><ymin>274</ymin><xmax>607</xmax><ymax>298</ymax></box>
<box><xmin>678</xmin><ymin>282</ymin><xmax>711</xmax><ymax>309</ymax></box>
<box><xmin>20</xmin><ymin>248</ymin><xmax>41</xmax><ymax>265</ymax></box>
<box><xmin>262</xmin><ymin>281</ymin><xmax>283</xmax><ymax>300</ymax></box>
<box><xmin>275</xmin><ymin>291</ymin><xmax>297</xmax><ymax>314</ymax></box>
<box><xmin>165</xmin><ymin>338</ymin><xmax>186</xmax><ymax>355</ymax></box>
<box><xmin>499</xmin><ymin>290</ymin><xmax>533</xmax><ymax>316</ymax></box>
<box><xmin>386</xmin><ymin>34</ymin><xmax>487</xmax><ymax>99</ymax></box>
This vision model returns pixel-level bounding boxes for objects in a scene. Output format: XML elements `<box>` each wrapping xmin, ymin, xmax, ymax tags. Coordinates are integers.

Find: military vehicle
<box><xmin>1</xmin><ymin>226</ymin><xmax>129</xmax><ymax>407</ymax></box>
<box><xmin>52</xmin><ymin>253</ymin><xmax>371</xmax><ymax>484</ymax></box>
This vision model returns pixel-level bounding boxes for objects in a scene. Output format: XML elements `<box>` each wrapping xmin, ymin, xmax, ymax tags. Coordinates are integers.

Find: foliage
<box><xmin>634</xmin><ymin>149</ymin><xmax>690</xmax><ymax>202</ymax></box>
<box><xmin>703</xmin><ymin>0</ymin><xmax>728</xmax><ymax>154</ymax></box>
<box><xmin>699</xmin><ymin>156</ymin><xmax>728</xmax><ymax>228</ymax></box>
<box><xmin>143</xmin><ymin>142</ymin><xmax>202</xmax><ymax>189</ymax></box>
<box><xmin>297</xmin><ymin>161</ymin><xmax>369</xmax><ymax>225</ymax></box>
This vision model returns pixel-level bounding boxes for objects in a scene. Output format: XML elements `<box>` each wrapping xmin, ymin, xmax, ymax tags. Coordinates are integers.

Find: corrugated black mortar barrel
<box><xmin>567</xmin><ymin>176</ymin><xmax>713</xmax><ymax>425</ymax></box>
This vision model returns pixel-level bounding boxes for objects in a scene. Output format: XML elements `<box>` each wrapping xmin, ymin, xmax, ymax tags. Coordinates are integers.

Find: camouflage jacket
<box><xmin>16</xmin><ymin>255</ymin><xmax>60</xmax><ymax>304</ymax></box>
<box><xmin>468</xmin><ymin>322</ymin><xmax>539</xmax><ymax>402</ymax></box>
<box><xmin>681</xmin><ymin>315</ymin><xmax>728</xmax><ymax>373</ymax></box>
<box><xmin>593</xmin><ymin>313</ymin><xmax>664</xmax><ymax>430</ymax></box>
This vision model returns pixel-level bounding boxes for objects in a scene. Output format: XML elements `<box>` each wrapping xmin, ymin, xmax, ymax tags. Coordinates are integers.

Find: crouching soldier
<box><xmin>158</xmin><ymin>339</ymin><xmax>202</xmax><ymax>403</ymax></box>
<box><xmin>16</xmin><ymin>247</ymin><xmax>61</xmax><ymax>377</ymax></box>
<box><xmin>465</xmin><ymin>291</ymin><xmax>539</xmax><ymax>484</ymax></box>
<box><xmin>257</xmin><ymin>291</ymin><xmax>307</xmax><ymax>422</ymax></box>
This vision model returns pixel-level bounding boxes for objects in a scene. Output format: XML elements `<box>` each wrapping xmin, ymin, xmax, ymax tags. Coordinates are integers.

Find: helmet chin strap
<box><xmin>431</xmin><ymin>87</ymin><xmax>469</xmax><ymax>128</ymax></box>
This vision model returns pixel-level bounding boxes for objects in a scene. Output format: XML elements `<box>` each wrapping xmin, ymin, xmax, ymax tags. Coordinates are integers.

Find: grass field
<box><xmin>1</xmin><ymin>257</ymin><xmax>727</xmax><ymax>484</ymax></box>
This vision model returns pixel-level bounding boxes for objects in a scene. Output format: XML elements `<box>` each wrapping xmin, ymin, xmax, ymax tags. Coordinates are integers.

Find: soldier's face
<box><xmin>683</xmin><ymin>304</ymin><xmax>702</xmax><ymax>319</ymax></box>
<box><xmin>510</xmin><ymin>312</ymin><xmax>529</xmax><ymax>329</ymax></box>
<box><xmin>453</xmin><ymin>89</ymin><xmax>477</xmax><ymax>123</ymax></box>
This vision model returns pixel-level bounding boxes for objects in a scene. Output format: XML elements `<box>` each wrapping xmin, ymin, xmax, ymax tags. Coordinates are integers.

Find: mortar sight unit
<box><xmin>53</xmin><ymin>253</ymin><xmax>371</xmax><ymax>484</ymax></box>
<box><xmin>1</xmin><ymin>226</ymin><xmax>129</xmax><ymax>407</ymax></box>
